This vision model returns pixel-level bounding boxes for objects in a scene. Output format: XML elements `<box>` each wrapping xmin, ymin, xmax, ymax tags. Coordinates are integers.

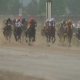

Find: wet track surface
<box><xmin>0</xmin><ymin>21</ymin><xmax>80</xmax><ymax>80</ymax></box>
<box><xmin>0</xmin><ymin>45</ymin><xmax>80</xmax><ymax>80</ymax></box>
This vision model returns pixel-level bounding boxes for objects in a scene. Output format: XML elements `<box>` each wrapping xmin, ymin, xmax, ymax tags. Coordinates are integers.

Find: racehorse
<box><xmin>46</xmin><ymin>26</ymin><xmax>55</xmax><ymax>43</ymax></box>
<box><xmin>57</xmin><ymin>24</ymin><xmax>67</xmax><ymax>43</ymax></box>
<box><xmin>21</xmin><ymin>22</ymin><xmax>27</xmax><ymax>42</ymax></box>
<box><xmin>25</xmin><ymin>26</ymin><xmax>36</xmax><ymax>43</ymax></box>
<box><xmin>41</xmin><ymin>22</ymin><xmax>55</xmax><ymax>43</ymax></box>
<box><xmin>3</xmin><ymin>21</ymin><xmax>12</xmax><ymax>43</ymax></box>
<box><xmin>76</xmin><ymin>28</ymin><xmax>80</xmax><ymax>46</ymax></box>
<box><xmin>13</xmin><ymin>24</ymin><xmax>22</xmax><ymax>43</ymax></box>
<box><xmin>25</xmin><ymin>21</ymin><xmax>37</xmax><ymax>43</ymax></box>
<box><xmin>66</xmin><ymin>24</ymin><xmax>73</xmax><ymax>46</ymax></box>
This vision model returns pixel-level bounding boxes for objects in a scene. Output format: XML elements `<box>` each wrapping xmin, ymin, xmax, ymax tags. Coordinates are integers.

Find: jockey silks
<box><xmin>15</xmin><ymin>21</ymin><xmax>22</xmax><ymax>27</ymax></box>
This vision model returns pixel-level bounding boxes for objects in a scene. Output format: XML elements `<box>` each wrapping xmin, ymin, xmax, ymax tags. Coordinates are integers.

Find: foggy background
<box><xmin>0</xmin><ymin>0</ymin><xmax>80</xmax><ymax>23</ymax></box>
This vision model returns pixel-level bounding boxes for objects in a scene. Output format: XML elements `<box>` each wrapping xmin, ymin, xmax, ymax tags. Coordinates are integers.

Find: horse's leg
<box><xmin>64</xmin><ymin>36</ymin><xmax>65</xmax><ymax>41</ymax></box>
<box><xmin>18</xmin><ymin>28</ymin><xmax>22</xmax><ymax>41</ymax></box>
<box><xmin>3</xmin><ymin>30</ymin><xmax>5</xmax><ymax>37</ymax></box>
<box><xmin>45</xmin><ymin>33</ymin><xmax>48</xmax><ymax>42</ymax></box>
<box><xmin>52</xmin><ymin>37</ymin><xmax>54</xmax><ymax>43</ymax></box>
<box><xmin>25</xmin><ymin>31</ymin><xmax>28</xmax><ymax>43</ymax></box>
<box><xmin>14</xmin><ymin>34</ymin><xmax>17</xmax><ymax>41</ymax></box>
<box><xmin>29</xmin><ymin>35</ymin><xmax>31</xmax><ymax>42</ymax></box>
<box><xmin>58</xmin><ymin>33</ymin><xmax>61</xmax><ymax>43</ymax></box>
<box><xmin>21</xmin><ymin>31</ymin><xmax>24</xmax><ymax>43</ymax></box>
<box><xmin>69</xmin><ymin>38</ymin><xmax>71</xmax><ymax>47</ymax></box>
<box><xmin>49</xmin><ymin>37</ymin><xmax>50</xmax><ymax>42</ymax></box>
<box><xmin>9</xmin><ymin>32</ymin><xmax>11</xmax><ymax>43</ymax></box>
<box><xmin>52</xmin><ymin>36</ymin><xmax>56</xmax><ymax>44</ymax></box>
<box><xmin>67</xmin><ymin>35</ymin><xmax>71</xmax><ymax>47</ymax></box>
<box><xmin>25</xmin><ymin>37</ymin><xmax>27</xmax><ymax>43</ymax></box>
<box><xmin>32</xmin><ymin>32</ymin><xmax>35</xmax><ymax>42</ymax></box>
<box><xmin>48</xmin><ymin>35</ymin><xmax>51</xmax><ymax>42</ymax></box>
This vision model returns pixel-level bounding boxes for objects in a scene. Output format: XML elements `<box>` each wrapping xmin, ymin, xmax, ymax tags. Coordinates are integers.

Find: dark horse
<box><xmin>13</xmin><ymin>25</ymin><xmax>22</xmax><ymax>43</ymax></box>
<box><xmin>76</xmin><ymin>28</ymin><xmax>80</xmax><ymax>46</ymax></box>
<box><xmin>21</xmin><ymin>22</ymin><xmax>27</xmax><ymax>42</ymax></box>
<box><xmin>25</xmin><ymin>27</ymin><xmax>36</xmax><ymax>43</ymax></box>
<box><xmin>46</xmin><ymin>26</ymin><xmax>55</xmax><ymax>43</ymax></box>
<box><xmin>76</xmin><ymin>28</ymin><xmax>80</xmax><ymax>40</ymax></box>
<box><xmin>3</xmin><ymin>22</ymin><xmax>12</xmax><ymax>43</ymax></box>
<box><xmin>25</xmin><ymin>21</ymin><xmax>37</xmax><ymax>43</ymax></box>
<box><xmin>41</xmin><ymin>21</ymin><xmax>55</xmax><ymax>43</ymax></box>
<box><xmin>66</xmin><ymin>24</ymin><xmax>73</xmax><ymax>46</ymax></box>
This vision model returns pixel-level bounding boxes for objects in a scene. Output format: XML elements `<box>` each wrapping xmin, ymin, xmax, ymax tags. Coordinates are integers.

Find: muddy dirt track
<box><xmin>0</xmin><ymin>21</ymin><xmax>80</xmax><ymax>80</ymax></box>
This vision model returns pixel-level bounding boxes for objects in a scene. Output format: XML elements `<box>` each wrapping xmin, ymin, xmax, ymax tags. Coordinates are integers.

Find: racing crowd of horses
<box><xmin>2</xmin><ymin>18</ymin><xmax>80</xmax><ymax>47</ymax></box>
<box><xmin>2</xmin><ymin>18</ymin><xmax>37</xmax><ymax>43</ymax></box>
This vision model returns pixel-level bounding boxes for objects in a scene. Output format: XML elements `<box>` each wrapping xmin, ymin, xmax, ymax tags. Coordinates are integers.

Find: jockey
<box><xmin>27</xmin><ymin>18</ymin><xmax>37</xmax><ymax>29</ymax></box>
<box><xmin>46</xmin><ymin>19</ymin><xmax>49</xmax><ymax>27</ymax></box>
<box><xmin>4</xmin><ymin>18</ymin><xmax>12</xmax><ymax>30</ymax></box>
<box><xmin>6</xmin><ymin>18</ymin><xmax>12</xmax><ymax>26</ymax></box>
<box><xmin>61</xmin><ymin>19</ymin><xmax>66</xmax><ymax>27</ymax></box>
<box><xmin>16</xmin><ymin>18</ymin><xmax>22</xmax><ymax>27</ymax></box>
<box><xmin>44</xmin><ymin>19</ymin><xmax>49</xmax><ymax>28</ymax></box>
<box><xmin>49</xmin><ymin>18</ymin><xmax>56</xmax><ymax>40</ymax></box>
<box><xmin>14</xmin><ymin>18</ymin><xmax>22</xmax><ymax>36</ymax></box>
<box><xmin>27</xmin><ymin>18</ymin><xmax>37</xmax><ymax>41</ymax></box>
<box><xmin>44</xmin><ymin>19</ymin><xmax>49</xmax><ymax>32</ymax></box>
<box><xmin>49</xmin><ymin>18</ymin><xmax>55</xmax><ymax>27</ymax></box>
<box><xmin>76</xmin><ymin>21</ymin><xmax>80</xmax><ymax>35</ymax></box>
<box><xmin>62</xmin><ymin>19</ymin><xmax>66</xmax><ymax>25</ymax></box>
<box><xmin>66</xmin><ymin>19</ymin><xmax>73</xmax><ymax>27</ymax></box>
<box><xmin>64</xmin><ymin>19</ymin><xmax>73</xmax><ymax>34</ymax></box>
<box><xmin>60</xmin><ymin>19</ymin><xmax>66</xmax><ymax>29</ymax></box>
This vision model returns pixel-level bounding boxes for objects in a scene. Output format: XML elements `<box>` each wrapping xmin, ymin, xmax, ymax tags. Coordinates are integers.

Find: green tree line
<box><xmin>0</xmin><ymin>0</ymin><xmax>80</xmax><ymax>15</ymax></box>
<box><xmin>0</xmin><ymin>0</ymin><xmax>20</xmax><ymax>15</ymax></box>
<box><xmin>26</xmin><ymin>0</ymin><xmax>80</xmax><ymax>16</ymax></box>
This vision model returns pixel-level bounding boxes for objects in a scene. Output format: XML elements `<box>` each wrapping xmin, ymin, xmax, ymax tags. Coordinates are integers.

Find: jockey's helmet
<box><xmin>30</xmin><ymin>18</ymin><xmax>34</xmax><ymax>21</ymax></box>
<box><xmin>68</xmin><ymin>19</ymin><xmax>72</xmax><ymax>23</ymax></box>
<box><xmin>17</xmin><ymin>18</ymin><xmax>21</xmax><ymax>21</ymax></box>
<box><xmin>50</xmin><ymin>18</ymin><xmax>55</xmax><ymax>22</ymax></box>
<box><xmin>8</xmin><ymin>18</ymin><xmax>10</xmax><ymax>20</ymax></box>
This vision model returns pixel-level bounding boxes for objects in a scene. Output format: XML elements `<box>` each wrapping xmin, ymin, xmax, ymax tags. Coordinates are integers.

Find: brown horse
<box><xmin>3</xmin><ymin>21</ymin><xmax>12</xmax><ymax>43</ymax></box>
<box><xmin>25</xmin><ymin>20</ymin><xmax>37</xmax><ymax>43</ymax></box>
<box><xmin>21</xmin><ymin>22</ymin><xmax>27</xmax><ymax>43</ymax></box>
<box><xmin>66</xmin><ymin>24</ymin><xmax>73</xmax><ymax>46</ymax></box>
<box><xmin>76</xmin><ymin>28</ymin><xmax>80</xmax><ymax>46</ymax></box>
<box><xmin>44</xmin><ymin>26</ymin><xmax>56</xmax><ymax>43</ymax></box>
